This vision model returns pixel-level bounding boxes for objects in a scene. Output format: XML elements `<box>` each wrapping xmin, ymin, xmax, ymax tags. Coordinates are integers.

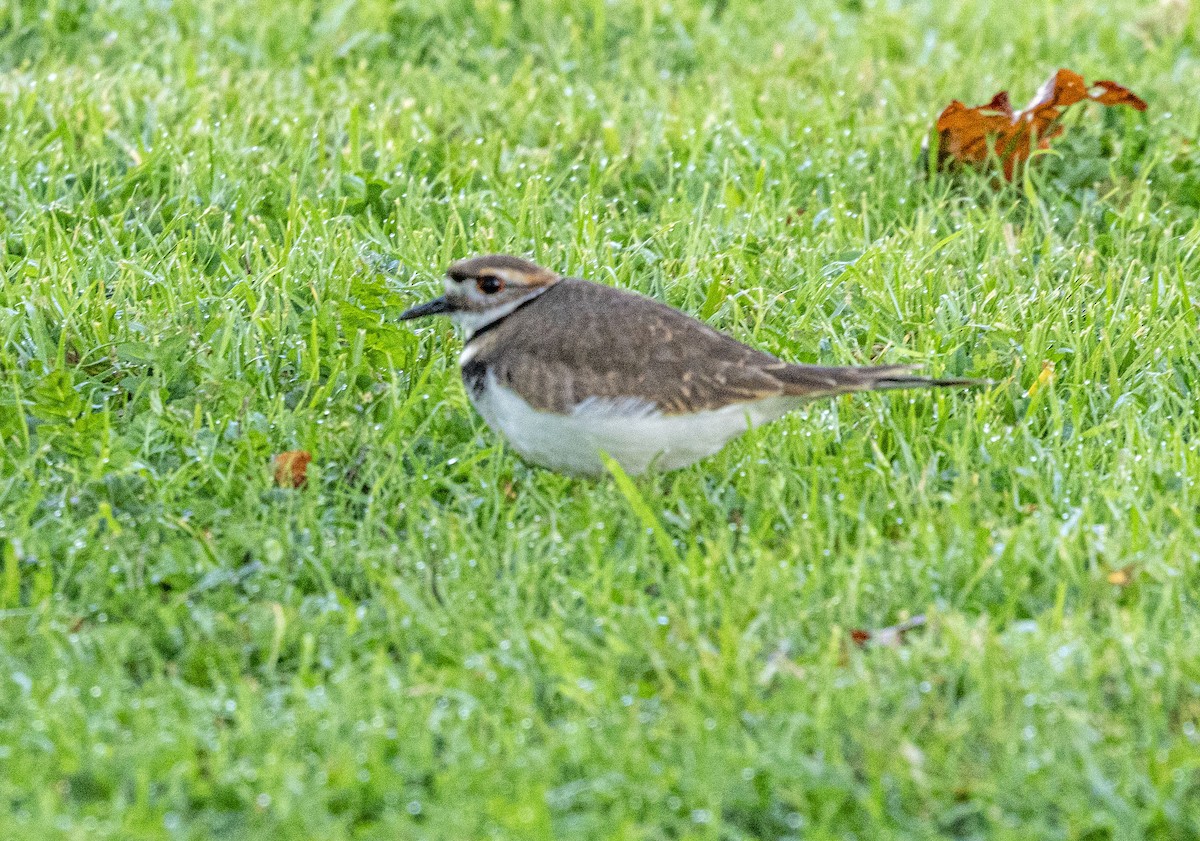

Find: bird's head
<box><xmin>399</xmin><ymin>254</ymin><xmax>561</xmax><ymax>337</ymax></box>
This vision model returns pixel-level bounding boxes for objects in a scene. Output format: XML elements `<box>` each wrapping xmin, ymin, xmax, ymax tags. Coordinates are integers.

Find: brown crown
<box><xmin>447</xmin><ymin>254</ymin><xmax>560</xmax><ymax>285</ymax></box>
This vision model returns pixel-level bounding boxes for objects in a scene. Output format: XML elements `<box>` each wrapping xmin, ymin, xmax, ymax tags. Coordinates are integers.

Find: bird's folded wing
<box><xmin>462</xmin><ymin>279</ymin><xmax>796</xmax><ymax>415</ymax></box>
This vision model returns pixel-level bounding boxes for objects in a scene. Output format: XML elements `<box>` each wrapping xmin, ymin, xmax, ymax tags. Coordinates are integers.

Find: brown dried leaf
<box><xmin>934</xmin><ymin>68</ymin><xmax>1147</xmax><ymax>180</ymax></box>
<box><xmin>1085</xmin><ymin>81</ymin><xmax>1147</xmax><ymax>110</ymax></box>
<box><xmin>273</xmin><ymin>450</ymin><xmax>312</xmax><ymax>488</ymax></box>
<box><xmin>850</xmin><ymin>614</ymin><xmax>927</xmax><ymax>648</ymax></box>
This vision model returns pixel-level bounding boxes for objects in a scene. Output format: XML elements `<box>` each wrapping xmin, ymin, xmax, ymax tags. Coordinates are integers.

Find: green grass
<box><xmin>2</xmin><ymin>0</ymin><xmax>1200</xmax><ymax>837</ymax></box>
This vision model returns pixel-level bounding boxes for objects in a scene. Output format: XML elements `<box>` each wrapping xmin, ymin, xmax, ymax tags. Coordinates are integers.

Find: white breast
<box><xmin>467</xmin><ymin>370</ymin><xmax>797</xmax><ymax>476</ymax></box>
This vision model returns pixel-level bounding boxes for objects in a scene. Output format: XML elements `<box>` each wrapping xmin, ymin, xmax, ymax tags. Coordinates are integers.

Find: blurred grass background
<box><xmin>2</xmin><ymin>0</ymin><xmax>1200</xmax><ymax>838</ymax></box>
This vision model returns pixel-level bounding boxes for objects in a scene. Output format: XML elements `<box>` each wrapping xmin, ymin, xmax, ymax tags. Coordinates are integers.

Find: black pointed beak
<box><xmin>398</xmin><ymin>296</ymin><xmax>454</xmax><ymax>321</ymax></box>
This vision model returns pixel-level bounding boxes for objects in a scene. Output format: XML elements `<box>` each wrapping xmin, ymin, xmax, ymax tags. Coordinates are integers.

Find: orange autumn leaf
<box><xmin>934</xmin><ymin>68</ymin><xmax>1147</xmax><ymax>180</ymax></box>
<box><xmin>273</xmin><ymin>450</ymin><xmax>312</xmax><ymax>488</ymax></box>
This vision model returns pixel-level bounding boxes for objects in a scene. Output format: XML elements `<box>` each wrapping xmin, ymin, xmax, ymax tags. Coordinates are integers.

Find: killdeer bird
<box><xmin>399</xmin><ymin>254</ymin><xmax>980</xmax><ymax>476</ymax></box>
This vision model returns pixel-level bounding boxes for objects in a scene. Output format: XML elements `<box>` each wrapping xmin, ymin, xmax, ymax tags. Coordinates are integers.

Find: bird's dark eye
<box><xmin>477</xmin><ymin>275</ymin><xmax>504</xmax><ymax>294</ymax></box>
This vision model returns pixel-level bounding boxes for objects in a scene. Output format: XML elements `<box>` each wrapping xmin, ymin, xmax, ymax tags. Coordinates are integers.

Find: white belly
<box><xmin>467</xmin><ymin>372</ymin><xmax>797</xmax><ymax>476</ymax></box>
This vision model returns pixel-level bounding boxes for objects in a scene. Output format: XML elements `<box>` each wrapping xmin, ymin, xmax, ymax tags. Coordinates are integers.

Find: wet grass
<box><xmin>2</xmin><ymin>0</ymin><xmax>1200</xmax><ymax>838</ymax></box>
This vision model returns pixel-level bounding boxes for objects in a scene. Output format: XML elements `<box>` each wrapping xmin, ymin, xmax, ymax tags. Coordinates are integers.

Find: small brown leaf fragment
<box><xmin>850</xmin><ymin>615</ymin><xmax>928</xmax><ymax>648</ymax></box>
<box><xmin>1087</xmin><ymin>80</ymin><xmax>1149</xmax><ymax>109</ymax></box>
<box><xmin>1107</xmin><ymin>564</ymin><xmax>1136</xmax><ymax>587</ymax></box>
<box><xmin>934</xmin><ymin>92</ymin><xmax>1015</xmax><ymax>170</ymax></box>
<box><xmin>273</xmin><ymin>450</ymin><xmax>312</xmax><ymax>488</ymax></box>
<box><xmin>933</xmin><ymin>68</ymin><xmax>1147</xmax><ymax>180</ymax></box>
<box><xmin>849</xmin><ymin>628</ymin><xmax>872</xmax><ymax>646</ymax></box>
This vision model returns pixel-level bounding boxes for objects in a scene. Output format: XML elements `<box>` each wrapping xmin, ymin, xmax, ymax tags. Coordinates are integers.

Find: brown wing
<box><xmin>461</xmin><ymin>279</ymin><xmax>806</xmax><ymax>415</ymax></box>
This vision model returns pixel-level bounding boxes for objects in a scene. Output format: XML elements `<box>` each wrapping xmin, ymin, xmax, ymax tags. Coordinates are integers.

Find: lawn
<box><xmin>2</xmin><ymin>0</ymin><xmax>1200</xmax><ymax>838</ymax></box>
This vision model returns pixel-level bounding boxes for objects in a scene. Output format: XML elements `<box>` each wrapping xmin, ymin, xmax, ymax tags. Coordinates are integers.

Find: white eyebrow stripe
<box><xmin>492</xmin><ymin>269</ymin><xmax>524</xmax><ymax>285</ymax></box>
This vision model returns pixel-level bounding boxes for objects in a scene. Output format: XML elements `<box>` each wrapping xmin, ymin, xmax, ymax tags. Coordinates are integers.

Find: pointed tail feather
<box><xmin>779</xmin><ymin>363</ymin><xmax>986</xmax><ymax>398</ymax></box>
